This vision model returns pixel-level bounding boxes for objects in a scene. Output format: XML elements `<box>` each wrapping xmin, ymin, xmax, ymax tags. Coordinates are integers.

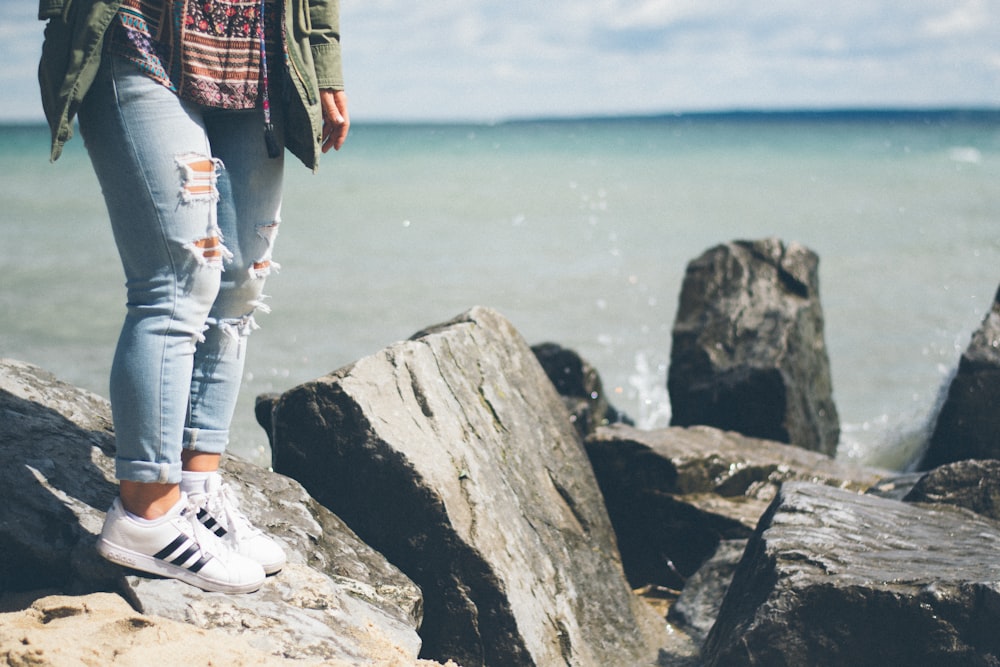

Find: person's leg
<box><xmin>79</xmin><ymin>53</ymin><xmax>265</xmax><ymax>592</ymax></box>
<box><xmin>178</xmin><ymin>108</ymin><xmax>287</xmax><ymax>574</ymax></box>
<box><xmin>181</xmin><ymin>108</ymin><xmax>284</xmax><ymax>462</ymax></box>
<box><xmin>80</xmin><ymin>53</ymin><xmax>229</xmax><ymax>502</ymax></box>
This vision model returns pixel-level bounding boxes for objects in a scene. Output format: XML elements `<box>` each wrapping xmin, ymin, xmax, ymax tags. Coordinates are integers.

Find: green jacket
<box><xmin>37</xmin><ymin>0</ymin><xmax>343</xmax><ymax>170</ymax></box>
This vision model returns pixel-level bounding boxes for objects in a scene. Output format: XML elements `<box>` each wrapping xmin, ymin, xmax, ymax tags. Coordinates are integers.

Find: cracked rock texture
<box><xmin>269</xmin><ymin>306</ymin><xmax>673</xmax><ymax>667</ymax></box>
<box><xmin>702</xmin><ymin>481</ymin><xmax>1000</xmax><ymax>667</ymax></box>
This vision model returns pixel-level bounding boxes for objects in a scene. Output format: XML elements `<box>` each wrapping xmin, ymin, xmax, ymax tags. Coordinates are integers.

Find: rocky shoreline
<box><xmin>3</xmin><ymin>238</ymin><xmax>1000</xmax><ymax>665</ymax></box>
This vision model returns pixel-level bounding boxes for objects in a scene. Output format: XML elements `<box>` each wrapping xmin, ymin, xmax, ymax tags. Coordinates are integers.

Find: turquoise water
<box><xmin>2</xmin><ymin>113</ymin><xmax>999</xmax><ymax>470</ymax></box>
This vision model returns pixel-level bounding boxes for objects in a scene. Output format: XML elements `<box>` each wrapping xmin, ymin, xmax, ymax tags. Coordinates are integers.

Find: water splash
<box><xmin>837</xmin><ymin>413</ymin><xmax>934</xmax><ymax>471</ymax></box>
<box><xmin>626</xmin><ymin>351</ymin><xmax>672</xmax><ymax>429</ymax></box>
<box><xmin>837</xmin><ymin>371</ymin><xmax>952</xmax><ymax>471</ymax></box>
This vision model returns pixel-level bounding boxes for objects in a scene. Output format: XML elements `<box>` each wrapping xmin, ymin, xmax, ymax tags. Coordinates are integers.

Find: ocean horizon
<box><xmin>6</xmin><ymin>104</ymin><xmax>1000</xmax><ymax>126</ymax></box>
<box><xmin>3</xmin><ymin>108</ymin><xmax>998</xmax><ymax>470</ymax></box>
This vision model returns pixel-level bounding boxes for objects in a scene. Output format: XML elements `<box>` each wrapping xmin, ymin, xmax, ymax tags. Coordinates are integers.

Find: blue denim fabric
<box><xmin>79</xmin><ymin>54</ymin><xmax>284</xmax><ymax>484</ymax></box>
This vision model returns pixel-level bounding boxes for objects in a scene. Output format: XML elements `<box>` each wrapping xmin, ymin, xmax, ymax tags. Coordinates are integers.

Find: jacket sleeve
<box><xmin>306</xmin><ymin>0</ymin><xmax>344</xmax><ymax>90</ymax></box>
<box><xmin>38</xmin><ymin>0</ymin><xmax>122</xmax><ymax>161</ymax></box>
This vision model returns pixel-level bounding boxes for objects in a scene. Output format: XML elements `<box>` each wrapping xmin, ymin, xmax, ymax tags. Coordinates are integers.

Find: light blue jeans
<box><xmin>79</xmin><ymin>53</ymin><xmax>284</xmax><ymax>484</ymax></box>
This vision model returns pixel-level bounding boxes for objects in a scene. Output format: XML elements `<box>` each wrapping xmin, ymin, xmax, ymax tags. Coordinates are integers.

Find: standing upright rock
<box><xmin>920</xmin><ymin>283</ymin><xmax>1000</xmax><ymax>469</ymax></box>
<box><xmin>668</xmin><ymin>238</ymin><xmax>840</xmax><ymax>455</ymax></box>
<box><xmin>269</xmin><ymin>307</ymin><xmax>670</xmax><ymax>667</ymax></box>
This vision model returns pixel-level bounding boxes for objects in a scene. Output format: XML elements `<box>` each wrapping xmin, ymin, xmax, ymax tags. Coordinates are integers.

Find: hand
<box><xmin>320</xmin><ymin>89</ymin><xmax>350</xmax><ymax>152</ymax></box>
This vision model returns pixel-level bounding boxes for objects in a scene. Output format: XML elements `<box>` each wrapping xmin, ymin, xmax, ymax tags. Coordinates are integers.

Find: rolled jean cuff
<box><xmin>183</xmin><ymin>426</ymin><xmax>228</xmax><ymax>455</ymax></box>
<box><xmin>115</xmin><ymin>459</ymin><xmax>181</xmax><ymax>485</ymax></box>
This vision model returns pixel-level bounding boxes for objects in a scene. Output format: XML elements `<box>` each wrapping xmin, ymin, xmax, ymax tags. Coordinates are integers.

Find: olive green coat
<box><xmin>37</xmin><ymin>0</ymin><xmax>343</xmax><ymax>170</ymax></box>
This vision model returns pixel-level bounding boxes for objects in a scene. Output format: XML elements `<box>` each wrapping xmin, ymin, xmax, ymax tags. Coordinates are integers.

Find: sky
<box><xmin>3</xmin><ymin>0</ymin><xmax>1000</xmax><ymax>123</ymax></box>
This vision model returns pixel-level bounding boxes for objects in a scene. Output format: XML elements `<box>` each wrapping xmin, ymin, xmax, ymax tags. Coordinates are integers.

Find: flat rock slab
<box><xmin>703</xmin><ymin>481</ymin><xmax>1000</xmax><ymax>667</ymax></box>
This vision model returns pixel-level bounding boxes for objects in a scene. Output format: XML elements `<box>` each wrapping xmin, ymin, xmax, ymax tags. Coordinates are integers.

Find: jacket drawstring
<box><xmin>259</xmin><ymin>0</ymin><xmax>280</xmax><ymax>158</ymax></box>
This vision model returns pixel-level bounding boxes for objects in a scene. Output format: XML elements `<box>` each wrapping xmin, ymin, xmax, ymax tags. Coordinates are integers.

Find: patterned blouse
<box><xmin>108</xmin><ymin>0</ymin><xmax>281</xmax><ymax>110</ymax></box>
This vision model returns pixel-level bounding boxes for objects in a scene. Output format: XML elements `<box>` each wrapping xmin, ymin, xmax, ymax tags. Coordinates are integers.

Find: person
<box><xmin>38</xmin><ymin>0</ymin><xmax>349</xmax><ymax>594</ymax></box>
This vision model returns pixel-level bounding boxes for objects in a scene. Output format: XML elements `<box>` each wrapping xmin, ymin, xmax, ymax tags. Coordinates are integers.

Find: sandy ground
<box><xmin>0</xmin><ymin>592</ymin><xmax>456</xmax><ymax>666</ymax></box>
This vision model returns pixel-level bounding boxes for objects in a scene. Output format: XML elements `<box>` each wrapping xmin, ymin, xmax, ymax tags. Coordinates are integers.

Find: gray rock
<box><xmin>0</xmin><ymin>358</ymin><xmax>119</xmax><ymax>594</ymax></box>
<box><xmin>584</xmin><ymin>424</ymin><xmax>885</xmax><ymax>591</ymax></box>
<box><xmin>269</xmin><ymin>306</ymin><xmax>672</xmax><ymax>667</ymax></box>
<box><xmin>667</xmin><ymin>540</ymin><xmax>746</xmax><ymax>645</ymax></box>
<box><xmin>702</xmin><ymin>481</ymin><xmax>1000</xmax><ymax>667</ymax></box>
<box><xmin>0</xmin><ymin>358</ymin><xmax>424</xmax><ymax>664</ymax></box>
<box><xmin>921</xmin><ymin>284</ymin><xmax>1000</xmax><ymax>469</ymax></box>
<box><xmin>667</xmin><ymin>238</ymin><xmax>840</xmax><ymax>455</ymax></box>
<box><xmin>905</xmin><ymin>459</ymin><xmax>1000</xmax><ymax>521</ymax></box>
<box><xmin>531</xmin><ymin>342</ymin><xmax>631</xmax><ymax>438</ymax></box>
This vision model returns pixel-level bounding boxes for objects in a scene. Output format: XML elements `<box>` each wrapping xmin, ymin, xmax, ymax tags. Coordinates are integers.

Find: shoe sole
<box><xmin>262</xmin><ymin>559</ymin><xmax>285</xmax><ymax>576</ymax></box>
<box><xmin>97</xmin><ymin>538</ymin><xmax>264</xmax><ymax>594</ymax></box>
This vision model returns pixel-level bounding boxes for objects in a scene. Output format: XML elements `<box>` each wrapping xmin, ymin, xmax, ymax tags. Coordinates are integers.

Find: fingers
<box><xmin>321</xmin><ymin>89</ymin><xmax>350</xmax><ymax>153</ymax></box>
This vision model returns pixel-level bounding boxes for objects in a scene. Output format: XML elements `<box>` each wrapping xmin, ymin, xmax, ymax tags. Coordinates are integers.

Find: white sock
<box><xmin>124</xmin><ymin>509</ymin><xmax>157</xmax><ymax>524</ymax></box>
<box><xmin>123</xmin><ymin>494</ymin><xmax>185</xmax><ymax>524</ymax></box>
<box><xmin>181</xmin><ymin>470</ymin><xmax>218</xmax><ymax>496</ymax></box>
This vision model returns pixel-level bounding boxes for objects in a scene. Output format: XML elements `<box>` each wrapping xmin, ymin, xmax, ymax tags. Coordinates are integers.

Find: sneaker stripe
<box><xmin>196</xmin><ymin>508</ymin><xmax>228</xmax><ymax>537</ymax></box>
<box><xmin>186</xmin><ymin>553</ymin><xmax>213</xmax><ymax>573</ymax></box>
<box><xmin>153</xmin><ymin>535</ymin><xmax>189</xmax><ymax>560</ymax></box>
<box><xmin>152</xmin><ymin>535</ymin><xmax>214</xmax><ymax>573</ymax></box>
<box><xmin>169</xmin><ymin>544</ymin><xmax>202</xmax><ymax>566</ymax></box>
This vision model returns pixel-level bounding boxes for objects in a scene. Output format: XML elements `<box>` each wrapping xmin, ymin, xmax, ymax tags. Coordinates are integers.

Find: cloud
<box><xmin>921</xmin><ymin>0</ymin><xmax>990</xmax><ymax>37</ymax></box>
<box><xmin>4</xmin><ymin>1</ymin><xmax>1000</xmax><ymax>122</ymax></box>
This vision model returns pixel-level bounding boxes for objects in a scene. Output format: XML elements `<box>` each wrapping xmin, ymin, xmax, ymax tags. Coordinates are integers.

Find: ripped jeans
<box><xmin>78</xmin><ymin>53</ymin><xmax>284</xmax><ymax>484</ymax></box>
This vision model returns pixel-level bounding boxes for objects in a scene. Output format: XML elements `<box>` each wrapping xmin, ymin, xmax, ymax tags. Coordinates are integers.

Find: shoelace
<box><xmin>179</xmin><ymin>501</ymin><xmax>229</xmax><ymax>561</ymax></box>
<box><xmin>205</xmin><ymin>483</ymin><xmax>264</xmax><ymax>543</ymax></box>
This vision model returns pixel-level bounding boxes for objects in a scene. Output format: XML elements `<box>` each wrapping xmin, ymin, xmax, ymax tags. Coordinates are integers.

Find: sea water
<box><xmin>2</xmin><ymin>112</ymin><xmax>998</xmax><ymax>471</ymax></box>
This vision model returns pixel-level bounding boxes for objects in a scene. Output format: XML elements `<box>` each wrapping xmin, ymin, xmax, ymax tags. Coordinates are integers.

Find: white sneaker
<box><xmin>186</xmin><ymin>474</ymin><xmax>287</xmax><ymax>575</ymax></box>
<box><xmin>97</xmin><ymin>494</ymin><xmax>266</xmax><ymax>594</ymax></box>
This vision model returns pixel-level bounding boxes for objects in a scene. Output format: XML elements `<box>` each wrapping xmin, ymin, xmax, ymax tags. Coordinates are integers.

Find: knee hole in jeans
<box><xmin>176</xmin><ymin>153</ymin><xmax>234</xmax><ymax>269</ymax></box>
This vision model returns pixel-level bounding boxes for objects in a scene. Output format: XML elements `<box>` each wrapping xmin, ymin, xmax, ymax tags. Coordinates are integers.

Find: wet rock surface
<box><xmin>921</xmin><ymin>283</ymin><xmax>1000</xmax><ymax>469</ymax></box>
<box><xmin>702</xmin><ymin>481</ymin><xmax>1000</xmax><ymax>667</ymax></box>
<box><xmin>268</xmin><ymin>306</ymin><xmax>672</xmax><ymax>667</ymax></box>
<box><xmin>668</xmin><ymin>238</ymin><xmax>840</xmax><ymax>455</ymax></box>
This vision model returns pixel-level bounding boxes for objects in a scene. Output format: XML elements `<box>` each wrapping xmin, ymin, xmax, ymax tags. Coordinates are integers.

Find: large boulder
<box><xmin>921</xmin><ymin>283</ymin><xmax>1000</xmax><ymax>469</ymax></box>
<box><xmin>584</xmin><ymin>424</ymin><xmax>884</xmax><ymax>592</ymax></box>
<box><xmin>267</xmin><ymin>307</ymin><xmax>672</xmax><ymax>667</ymax></box>
<box><xmin>667</xmin><ymin>238</ymin><xmax>840</xmax><ymax>455</ymax></box>
<box><xmin>0</xmin><ymin>358</ymin><xmax>424</xmax><ymax>664</ymax></box>
<box><xmin>702</xmin><ymin>482</ymin><xmax>1000</xmax><ymax>667</ymax></box>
